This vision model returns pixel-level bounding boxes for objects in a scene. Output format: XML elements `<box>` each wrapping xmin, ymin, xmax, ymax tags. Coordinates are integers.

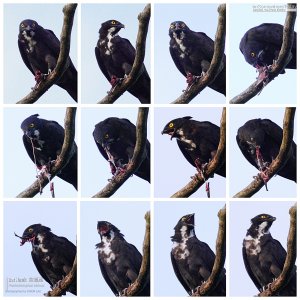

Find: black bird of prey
<box><xmin>236</xmin><ymin>118</ymin><xmax>296</xmax><ymax>183</ymax></box>
<box><xmin>21</xmin><ymin>114</ymin><xmax>78</xmax><ymax>190</ymax></box>
<box><xmin>243</xmin><ymin>214</ymin><xmax>296</xmax><ymax>296</ymax></box>
<box><xmin>171</xmin><ymin>214</ymin><xmax>226</xmax><ymax>296</ymax></box>
<box><xmin>169</xmin><ymin>21</ymin><xmax>226</xmax><ymax>96</ymax></box>
<box><xmin>95</xmin><ymin>20</ymin><xmax>151</xmax><ymax>103</ymax></box>
<box><xmin>96</xmin><ymin>221</ymin><xmax>150</xmax><ymax>296</ymax></box>
<box><xmin>162</xmin><ymin>116</ymin><xmax>226</xmax><ymax>177</ymax></box>
<box><xmin>93</xmin><ymin>117</ymin><xmax>150</xmax><ymax>182</ymax></box>
<box><xmin>240</xmin><ymin>23</ymin><xmax>297</xmax><ymax>80</ymax></box>
<box><xmin>16</xmin><ymin>224</ymin><xmax>77</xmax><ymax>295</ymax></box>
<box><xmin>18</xmin><ymin>19</ymin><xmax>78</xmax><ymax>102</ymax></box>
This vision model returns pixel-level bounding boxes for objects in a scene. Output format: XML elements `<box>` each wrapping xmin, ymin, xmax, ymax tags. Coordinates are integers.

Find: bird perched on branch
<box><xmin>239</xmin><ymin>23</ymin><xmax>297</xmax><ymax>80</ymax></box>
<box><xmin>21</xmin><ymin>114</ymin><xmax>78</xmax><ymax>190</ymax></box>
<box><xmin>243</xmin><ymin>214</ymin><xmax>296</xmax><ymax>296</ymax></box>
<box><xmin>171</xmin><ymin>214</ymin><xmax>226</xmax><ymax>296</ymax></box>
<box><xmin>93</xmin><ymin>117</ymin><xmax>150</xmax><ymax>182</ymax></box>
<box><xmin>236</xmin><ymin>118</ymin><xmax>296</xmax><ymax>184</ymax></box>
<box><xmin>169</xmin><ymin>21</ymin><xmax>226</xmax><ymax>96</ymax></box>
<box><xmin>96</xmin><ymin>221</ymin><xmax>150</xmax><ymax>296</ymax></box>
<box><xmin>15</xmin><ymin>224</ymin><xmax>77</xmax><ymax>295</ymax></box>
<box><xmin>95</xmin><ymin>19</ymin><xmax>151</xmax><ymax>103</ymax></box>
<box><xmin>162</xmin><ymin>116</ymin><xmax>226</xmax><ymax>178</ymax></box>
<box><xmin>18</xmin><ymin>19</ymin><xmax>78</xmax><ymax>102</ymax></box>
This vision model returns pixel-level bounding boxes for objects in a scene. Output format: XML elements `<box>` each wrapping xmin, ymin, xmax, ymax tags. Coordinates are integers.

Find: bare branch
<box><xmin>171</xmin><ymin>108</ymin><xmax>226</xmax><ymax>198</ymax></box>
<box><xmin>258</xmin><ymin>204</ymin><xmax>296</xmax><ymax>296</ymax></box>
<box><xmin>230</xmin><ymin>6</ymin><xmax>296</xmax><ymax>104</ymax></box>
<box><xmin>192</xmin><ymin>206</ymin><xmax>226</xmax><ymax>296</ymax></box>
<box><xmin>92</xmin><ymin>108</ymin><xmax>149</xmax><ymax>198</ymax></box>
<box><xmin>233</xmin><ymin>107</ymin><xmax>295</xmax><ymax>198</ymax></box>
<box><xmin>16</xmin><ymin>108</ymin><xmax>77</xmax><ymax>198</ymax></box>
<box><xmin>123</xmin><ymin>211</ymin><xmax>150</xmax><ymax>296</ymax></box>
<box><xmin>172</xmin><ymin>4</ymin><xmax>226</xmax><ymax>104</ymax></box>
<box><xmin>46</xmin><ymin>255</ymin><xmax>77</xmax><ymax>297</ymax></box>
<box><xmin>17</xmin><ymin>4</ymin><xmax>77</xmax><ymax>104</ymax></box>
<box><xmin>98</xmin><ymin>4</ymin><xmax>151</xmax><ymax>104</ymax></box>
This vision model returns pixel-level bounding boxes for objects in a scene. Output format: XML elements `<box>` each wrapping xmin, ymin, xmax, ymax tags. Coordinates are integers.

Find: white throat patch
<box><xmin>177</xmin><ymin>129</ymin><xmax>197</xmax><ymax>149</ymax></box>
<box><xmin>99</xmin><ymin>231</ymin><xmax>116</xmax><ymax>264</ymax></box>
<box><xmin>173</xmin><ymin>31</ymin><xmax>186</xmax><ymax>58</ymax></box>
<box><xmin>105</xmin><ymin>28</ymin><xmax>118</xmax><ymax>55</ymax></box>
<box><xmin>34</xmin><ymin>233</ymin><xmax>48</xmax><ymax>253</ymax></box>
<box><xmin>172</xmin><ymin>225</ymin><xmax>195</xmax><ymax>259</ymax></box>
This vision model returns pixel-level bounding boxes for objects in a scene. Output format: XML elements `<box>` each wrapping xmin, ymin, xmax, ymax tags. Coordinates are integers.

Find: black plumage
<box><xmin>96</xmin><ymin>221</ymin><xmax>150</xmax><ymax>296</ymax></box>
<box><xmin>243</xmin><ymin>214</ymin><xmax>296</xmax><ymax>296</ymax></box>
<box><xmin>171</xmin><ymin>214</ymin><xmax>226</xmax><ymax>296</ymax></box>
<box><xmin>17</xmin><ymin>224</ymin><xmax>77</xmax><ymax>295</ymax></box>
<box><xmin>240</xmin><ymin>23</ymin><xmax>297</xmax><ymax>72</ymax></box>
<box><xmin>169</xmin><ymin>21</ymin><xmax>226</xmax><ymax>96</ymax></box>
<box><xmin>18</xmin><ymin>19</ymin><xmax>78</xmax><ymax>102</ymax></box>
<box><xmin>236</xmin><ymin>118</ymin><xmax>296</xmax><ymax>182</ymax></box>
<box><xmin>21</xmin><ymin>114</ymin><xmax>78</xmax><ymax>189</ymax></box>
<box><xmin>93</xmin><ymin>117</ymin><xmax>150</xmax><ymax>182</ymax></box>
<box><xmin>162</xmin><ymin>116</ymin><xmax>225</xmax><ymax>177</ymax></box>
<box><xmin>95</xmin><ymin>20</ymin><xmax>151</xmax><ymax>104</ymax></box>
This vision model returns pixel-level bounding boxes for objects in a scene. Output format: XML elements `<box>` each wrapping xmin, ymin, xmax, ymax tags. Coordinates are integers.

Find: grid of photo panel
<box><xmin>1</xmin><ymin>1</ymin><xmax>298</xmax><ymax>299</ymax></box>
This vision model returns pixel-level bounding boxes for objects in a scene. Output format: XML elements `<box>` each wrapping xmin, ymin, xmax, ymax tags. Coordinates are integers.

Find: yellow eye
<box><xmin>169</xmin><ymin>122</ymin><xmax>174</xmax><ymax>128</ymax></box>
<box><xmin>111</xmin><ymin>20</ymin><xmax>116</xmax><ymax>25</ymax></box>
<box><xmin>21</xmin><ymin>23</ymin><xmax>25</xmax><ymax>28</ymax></box>
<box><xmin>104</xmin><ymin>133</ymin><xmax>109</xmax><ymax>139</ymax></box>
<box><xmin>170</xmin><ymin>24</ymin><xmax>174</xmax><ymax>29</ymax></box>
<box><xmin>182</xmin><ymin>217</ymin><xmax>186</xmax><ymax>221</ymax></box>
<box><xmin>28</xmin><ymin>228</ymin><xmax>33</xmax><ymax>233</ymax></box>
<box><xmin>250</xmin><ymin>52</ymin><xmax>256</xmax><ymax>57</ymax></box>
<box><xmin>29</xmin><ymin>123</ymin><xmax>35</xmax><ymax>128</ymax></box>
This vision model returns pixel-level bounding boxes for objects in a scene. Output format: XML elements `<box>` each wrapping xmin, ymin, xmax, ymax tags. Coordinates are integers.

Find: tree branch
<box><xmin>123</xmin><ymin>211</ymin><xmax>150</xmax><ymax>296</ymax></box>
<box><xmin>16</xmin><ymin>107</ymin><xmax>77</xmax><ymax>198</ymax></box>
<box><xmin>46</xmin><ymin>255</ymin><xmax>77</xmax><ymax>297</ymax></box>
<box><xmin>233</xmin><ymin>107</ymin><xmax>295</xmax><ymax>198</ymax></box>
<box><xmin>230</xmin><ymin>5</ymin><xmax>296</xmax><ymax>104</ymax></box>
<box><xmin>192</xmin><ymin>206</ymin><xmax>226</xmax><ymax>296</ymax></box>
<box><xmin>98</xmin><ymin>4</ymin><xmax>151</xmax><ymax>104</ymax></box>
<box><xmin>258</xmin><ymin>204</ymin><xmax>296</xmax><ymax>296</ymax></box>
<box><xmin>171</xmin><ymin>108</ymin><xmax>226</xmax><ymax>198</ymax></box>
<box><xmin>171</xmin><ymin>4</ymin><xmax>226</xmax><ymax>104</ymax></box>
<box><xmin>92</xmin><ymin>108</ymin><xmax>149</xmax><ymax>197</ymax></box>
<box><xmin>17</xmin><ymin>4</ymin><xmax>77</xmax><ymax>104</ymax></box>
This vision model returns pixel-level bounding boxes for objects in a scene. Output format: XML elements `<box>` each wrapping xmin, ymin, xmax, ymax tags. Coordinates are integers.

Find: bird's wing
<box><xmin>194</xmin><ymin>32</ymin><xmax>215</xmax><ymax>60</ymax></box>
<box><xmin>242</xmin><ymin>246</ymin><xmax>262</xmax><ymax>291</ymax></box>
<box><xmin>95</xmin><ymin>46</ymin><xmax>111</xmax><ymax>81</ymax></box>
<box><xmin>42</xmin><ymin>29</ymin><xmax>61</xmax><ymax>58</ymax></box>
<box><xmin>260</xmin><ymin>119</ymin><xmax>283</xmax><ymax>146</ymax></box>
<box><xmin>169</xmin><ymin>45</ymin><xmax>186</xmax><ymax>77</ymax></box>
<box><xmin>170</xmin><ymin>251</ymin><xmax>192</xmax><ymax>295</ymax></box>
<box><xmin>31</xmin><ymin>251</ymin><xmax>53</xmax><ymax>287</ymax></box>
<box><xmin>177</xmin><ymin>140</ymin><xmax>196</xmax><ymax>167</ymax></box>
<box><xmin>268</xmin><ymin>239</ymin><xmax>287</xmax><ymax>278</ymax></box>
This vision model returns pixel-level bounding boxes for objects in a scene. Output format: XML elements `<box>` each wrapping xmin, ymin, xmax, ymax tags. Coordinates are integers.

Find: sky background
<box><xmin>154</xmin><ymin>3</ymin><xmax>226</xmax><ymax>104</ymax></box>
<box><xmin>154</xmin><ymin>107</ymin><xmax>225</xmax><ymax>198</ymax></box>
<box><xmin>80</xmin><ymin>201</ymin><xmax>150</xmax><ymax>296</ymax></box>
<box><xmin>3</xmin><ymin>108</ymin><xmax>78</xmax><ymax>198</ymax></box>
<box><xmin>81</xmin><ymin>107</ymin><xmax>151</xmax><ymax>197</ymax></box>
<box><xmin>81</xmin><ymin>3</ymin><xmax>151</xmax><ymax>104</ymax></box>
<box><xmin>229</xmin><ymin>3</ymin><xmax>297</xmax><ymax>104</ymax></box>
<box><xmin>229</xmin><ymin>107</ymin><xmax>297</xmax><ymax>198</ymax></box>
<box><xmin>3</xmin><ymin>201</ymin><xmax>77</xmax><ymax>297</ymax></box>
<box><xmin>154</xmin><ymin>201</ymin><xmax>225</xmax><ymax>296</ymax></box>
<box><xmin>3</xmin><ymin>4</ymin><xmax>78</xmax><ymax>104</ymax></box>
<box><xmin>230</xmin><ymin>200</ymin><xmax>295</xmax><ymax>296</ymax></box>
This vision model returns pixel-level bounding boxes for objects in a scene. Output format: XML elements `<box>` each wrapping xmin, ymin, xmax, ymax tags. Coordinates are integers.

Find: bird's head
<box><xmin>21</xmin><ymin>114</ymin><xmax>42</xmax><ymax>140</ymax></box>
<box><xmin>19</xmin><ymin>19</ymin><xmax>39</xmax><ymax>38</ymax></box>
<box><xmin>161</xmin><ymin>116</ymin><xmax>192</xmax><ymax>140</ymax></box>
<box><xmin>248</xmin><ymin>214</ymin><xmax>276</xmax><ymax>237</ymax></box>
<box><xmin>100</xmin><ymin>20</ymin><xmax>125</xmax><ymax>36</ymax></box>
<box><xmin>169</xmin><ymin>21</ymin><xmax>189</xmax><ymax>39</ymax></box>
<box><xmin>97</xmin><ymin>221</ymin><xmax>123</xmax><ymax>240</ymax></box>
<box><xmin>171</xmin><ymin>213</ymin><xmax>195</xmax><ymax>241</ymax></box>
<box><xmin>15</xmin><ymin>224</ymin><xmax>51</xmax><ymax>246</ymax></box>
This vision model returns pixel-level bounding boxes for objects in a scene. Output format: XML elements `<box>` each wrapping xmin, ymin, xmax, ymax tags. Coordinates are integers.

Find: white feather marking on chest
<box><xmin>22</xmin><ymin>30</ymin><xmax>36</xmax><ymax>53</ymax></box>
<box><xmin>177</xmin><ymin>129</ymin><xmax>197</xmax><ymax>149</ymax></box>
<box><xmin>244</xmin><ymin>221</ymin><xmax>269</xmax><ymax>255</ymax></box>
<box><xmin>173</xmin><ymin>32</ymin><xmax>186</xmax><ymax>58</ymax></box>
<box><xmin>35</xmin><ymin>234</ymin><xmax>48</xmax><ymax>253</ymax></box>
<box><xmin>32</xmin><ymin>130</ymin><xmax>45</xmax><ymax>149</ymax></box>
<box><xmin>172</xmin><ymin>225</ymin><xmax>195</xmax><ymax>259</ymax></box>
<box><xmin>100</xmin><ymin>232</ymin><xmax>116</xmax><ymax>264</ymax></box>
<box><xmin>105</xmin><ymin>28</ymin><xmax>118</xmax><ymax>55</ymax></box>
